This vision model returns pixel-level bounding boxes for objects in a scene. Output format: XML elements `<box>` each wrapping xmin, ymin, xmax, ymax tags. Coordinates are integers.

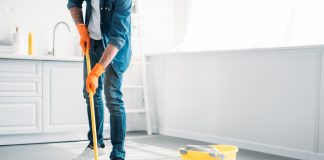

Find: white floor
<box><xmin>0</xmin><ymin>133</ymin><xmax>299</xmax><ymax>160</ymax></box>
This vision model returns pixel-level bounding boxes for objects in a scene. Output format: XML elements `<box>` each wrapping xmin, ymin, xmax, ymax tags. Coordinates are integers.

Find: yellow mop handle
<box><xmin>85</xmin><ymin>47</ymin><xmax>99</xmax><ymax>160</ymax></box>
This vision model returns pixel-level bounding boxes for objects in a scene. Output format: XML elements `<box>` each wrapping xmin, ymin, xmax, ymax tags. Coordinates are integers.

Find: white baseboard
<box><xmin>153</xmin><ymin>127</ymin><xmax>324</xmax><ymax>160</ymax></box>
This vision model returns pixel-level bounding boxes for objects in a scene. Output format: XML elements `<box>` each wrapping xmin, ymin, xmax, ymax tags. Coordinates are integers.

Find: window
<box><xmin>178</xmin><ymin>0</ymin><xmax>324</xmax><ymax>51</ymax></box>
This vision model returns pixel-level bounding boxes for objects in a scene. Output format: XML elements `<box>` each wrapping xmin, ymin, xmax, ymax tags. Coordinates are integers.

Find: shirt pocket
<box><xmin>100</xmin><ymin>6</ymin><xmax>112</xmax><ymax>35</ymax></box>
<box><xmin>101</xmin><ymin>1</ymin><xmax>113</xmax><ymax>22</ymax></box>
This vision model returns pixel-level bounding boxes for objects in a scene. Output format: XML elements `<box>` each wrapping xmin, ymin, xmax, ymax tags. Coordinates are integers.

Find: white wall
<box><xmin>147</xmin><ymin>46</ymin><xmax>324</xmax><ymax>160</ymax></box>
<box><xmin>140</xmin><ymin>0</ymin><xmax>176</xmax><ymax>54</ymax></box>
<box><xmin>0</xmin><ymin>0</ymin><xmax>177</xmax><ymax>56</ymax></box>
<box><xmin>0</xmin><ymin>0</ymin><xmax>80</xmax><ymax>56</ymax></box>
<box><xmin>174</xmin><ymin>0</ymin><xmax>189</xmax><ymax>46</ymax></box>
<box><xmin>319</xmin><ymin>54</ymin><xmax>324</xmax><ymax>154</ymax></box>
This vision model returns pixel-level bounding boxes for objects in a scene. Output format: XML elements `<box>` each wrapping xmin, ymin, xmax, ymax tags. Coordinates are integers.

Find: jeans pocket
<box><xmin>110</xmin><ymin>64</ymin><xmax>122</xmax><ymax>78</ymax></box>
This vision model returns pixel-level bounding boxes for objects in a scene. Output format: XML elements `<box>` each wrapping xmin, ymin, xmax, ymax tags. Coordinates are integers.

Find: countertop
<box><xmin>0</xmin><ymin>54</ymin><xmax>83</xmax><ymax>62</ymax></box>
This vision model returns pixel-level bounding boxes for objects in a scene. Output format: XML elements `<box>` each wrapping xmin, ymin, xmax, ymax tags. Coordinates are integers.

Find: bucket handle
<box><xmin>180</xmin><ymin>145</ymin><xmax>225</xmax><ymax>160</ymax></box>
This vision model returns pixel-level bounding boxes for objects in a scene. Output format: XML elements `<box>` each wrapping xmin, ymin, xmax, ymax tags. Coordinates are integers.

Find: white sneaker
<box><xmin>73</xmin><ymin>146</ymin><xmax>107</xmax><ymax>160</ymax></box>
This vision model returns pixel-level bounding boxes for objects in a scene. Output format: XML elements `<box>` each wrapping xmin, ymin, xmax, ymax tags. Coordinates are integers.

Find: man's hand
<box><xmin>86</xmin><ymin>63</ymin><xmax>105</xmax><ymax>94</ymax></box>
<box><xmin>77</xmin><ymin>24</ymin><xmax>90</xmax><ymax>55</ymax></box>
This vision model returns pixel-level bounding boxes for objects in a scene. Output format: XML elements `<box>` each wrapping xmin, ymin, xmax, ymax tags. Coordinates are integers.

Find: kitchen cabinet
<box><xmin>0</xmin><ymin>59</ymin><xmax>42</xmax><ymax>135</ymax></box>
<box><xmin>0</xmin><ymin>59</ymin><xmax>42</xmax><ymax>78</ymax></box>
<box><xmin>42</xmin><ymin>61</ymin><xmax>111</xmax><ymax>133</ymax></box>
<box><xmin>0</xmin><ymin>97</ymin><xmax>42</xmax><ymax>135</ymax></box>
<box><xmin>0</xmin><ymin>55</ymin><xmax>117</xmax><ymax>145</ymax></box>
<box><xmin>0</xmin><ymin>55</ymin><xmax>91</xmax><ymax>145</ymax></box>
<box><xmin>0</xmin><ymin>77</ymin><xmax>42</xmax><ymax>97</ymax></box>
<box><xmin>42</xmin><ymin>61</ymin><xmax>88</xmax><ymax>133</ymax></box>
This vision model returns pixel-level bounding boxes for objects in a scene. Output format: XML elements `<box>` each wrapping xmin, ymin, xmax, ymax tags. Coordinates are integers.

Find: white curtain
<box><xmin>178</xmin><ymin>0</ymin><xmax>324</xmax><ymax>51</ymax></box>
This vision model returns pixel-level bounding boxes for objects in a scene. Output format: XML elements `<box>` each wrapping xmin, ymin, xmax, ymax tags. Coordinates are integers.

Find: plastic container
<box><xmin>28</xmin><ymin>32</ymin><xmax>33</xmax><ymax>55</ymax></box>
<box><xmin>13</xmin><ymin>27</ymin><xmax>22</xmax><ymax>55</ymax></box>
<box><xmin>180</xmin><ymin>145</ymin><xmax>238</xmax><ymax>160</ymax></box>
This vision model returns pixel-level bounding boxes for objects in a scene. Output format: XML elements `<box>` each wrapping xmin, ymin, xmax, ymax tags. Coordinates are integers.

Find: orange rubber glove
<box><xmin>77</xmin><ymin>24</ymin><xmax>90</xmax><ymax>55</ymax></box>
<box><xmin>86</xmin><ymin>63</ymin><xmax>105</xmax><ymax>94</ymax></box>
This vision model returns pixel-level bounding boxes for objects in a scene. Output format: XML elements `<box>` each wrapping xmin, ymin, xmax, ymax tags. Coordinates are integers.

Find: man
<box><xmin>67</xmin><ymin>0</ymin><xmax>132</xmax><ymax>160</ymax></box>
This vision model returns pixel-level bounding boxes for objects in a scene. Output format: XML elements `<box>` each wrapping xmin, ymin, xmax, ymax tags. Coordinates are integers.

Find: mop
<box><xmin>85</xmin><ymin>47</ymin><xmax>99</xmax><ymax>160</ymax></box>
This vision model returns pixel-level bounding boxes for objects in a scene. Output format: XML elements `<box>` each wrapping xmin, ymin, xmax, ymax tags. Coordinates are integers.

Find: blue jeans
<box><xmin>83</xmin><ymin>39</ymin><xmax>126</xmax><ymax>159</ymax></box>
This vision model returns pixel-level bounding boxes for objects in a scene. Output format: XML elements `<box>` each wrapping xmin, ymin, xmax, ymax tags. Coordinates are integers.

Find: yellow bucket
<box><xmin>180</xmin><ymin>145</ymin><xmax>238</xmax><ymax>160</ymax></box>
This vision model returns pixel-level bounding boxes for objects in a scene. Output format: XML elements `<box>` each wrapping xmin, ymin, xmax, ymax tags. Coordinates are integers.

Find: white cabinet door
<box><xmin>0</xmin><ymin>59</ymin><xmax>42</xmax><ymax>135</ymax></box>
<box><xmin>43</xmin><ymin>61</ymin><xmax>89</xmax><ymax>133</ymax></box>
<box><xmin>0</xmin><ymin>59</ymin><xmax>42</xmax><ymax>78</ymax></box>
<box><xmin>0</xmin><ymin>97</ymin><xmax>42</xmax><ymax>135</ymax></box>
<box><xmin>0</xmin><ymin>77</ymin><xmax>42</xmax><ymax>97</ymax></box>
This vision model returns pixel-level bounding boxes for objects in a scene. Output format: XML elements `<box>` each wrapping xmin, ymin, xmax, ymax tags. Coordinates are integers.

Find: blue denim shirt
<box><xmin>67</xmin><ymin>0</ymin><xmax>132</xmax><ymax>76</ymax></box>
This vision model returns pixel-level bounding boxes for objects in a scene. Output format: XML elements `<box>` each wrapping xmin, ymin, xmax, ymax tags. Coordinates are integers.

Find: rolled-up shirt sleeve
<box><xmin>67</xmin><ymin>0</ymin><xmax>84</xmax><ymax>9</ymax></box>
<box><xmin>109</xmin><ymin>0</ymin><xmax>132</xmax><ymax>49</ymax></box>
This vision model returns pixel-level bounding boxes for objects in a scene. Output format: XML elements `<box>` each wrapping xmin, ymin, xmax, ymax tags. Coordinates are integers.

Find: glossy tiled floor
<box><xmin>0</xmin><ymin>133</ymin><xmax>299</xmax><ymax>160</ymax></box>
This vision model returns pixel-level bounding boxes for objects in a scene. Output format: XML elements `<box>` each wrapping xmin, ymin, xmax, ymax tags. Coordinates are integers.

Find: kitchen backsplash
<box><xmin>0</xmin><ymin>0</ymin><xmax>81</xmax><ymax>56</ymax></box>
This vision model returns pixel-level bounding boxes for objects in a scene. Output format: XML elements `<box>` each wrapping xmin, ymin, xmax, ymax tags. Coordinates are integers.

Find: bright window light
<box><xmin>178</xmin><ymin>0</ymin><xmax>324</xmax><ymax>51</ymax></box>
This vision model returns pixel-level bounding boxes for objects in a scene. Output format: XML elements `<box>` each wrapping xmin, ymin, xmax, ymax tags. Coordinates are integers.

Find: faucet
<box><xmin>52</xmin><ymin>21</ymin><xmax>70</xmax><ymax>56</ymax></box>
